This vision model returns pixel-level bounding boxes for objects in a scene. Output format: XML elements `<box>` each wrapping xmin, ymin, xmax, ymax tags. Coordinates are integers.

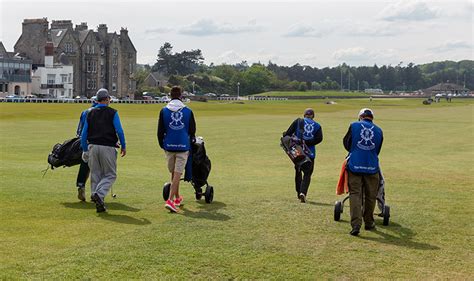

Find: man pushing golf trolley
<box><xmin>335</xmin><ymin>108</ymin><xmax>390</xmax><ymax>236</ymax></box>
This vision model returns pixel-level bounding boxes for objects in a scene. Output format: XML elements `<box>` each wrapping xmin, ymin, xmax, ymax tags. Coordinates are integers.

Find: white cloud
<box><xmin>283</xmin><ymin>23</ymin><xmax>326</xmax><ymax>38</ymax></box>
<box><xmin>179</xmin><ymin>19</ymin><xmax>263</xmax><ymax>36</ymax></box>
<box><xmin>333</xmin><ymin>47</ymin><xmax>398</xmax><ymax>65</ymax></box>
<box><xmin>145</xmin><ymin>27</ymin><xmax>174</xmax><ymax>34</ymax></box>
<box><xmin>345</xmin><ymin>22</ymin><xmax>402</xmax><ymax>37</ymax></box>
<box><xmin>379</xmin><ymin>0</ymin><xmax>441</xmax><ymax>21</ymax></box>
<box><xmin>429</xmin><ymin>40</ymin><xmax>474</xmax><ymax>52</ymax></box>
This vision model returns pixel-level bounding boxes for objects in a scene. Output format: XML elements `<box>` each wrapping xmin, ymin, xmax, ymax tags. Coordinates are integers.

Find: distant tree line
<box><xmin>135</xmin><ymin>42</ymin><xmax>474</xmax><ymax>96</ymax></box>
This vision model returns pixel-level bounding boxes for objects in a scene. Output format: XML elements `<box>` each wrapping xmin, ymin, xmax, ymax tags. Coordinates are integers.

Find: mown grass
<box><xmin>254</xmin><ymin>90</ymin><xmax>369</xmax><ymax>97</ymax></box>
<box><xmin>0</xmin><ymin>98</ymin><xmax>473</xmax><ymax>279</ymax></box>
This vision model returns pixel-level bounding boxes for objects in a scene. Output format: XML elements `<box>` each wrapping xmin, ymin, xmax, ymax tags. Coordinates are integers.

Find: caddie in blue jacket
<box><xmin>343</xmin><ymin>108</ymin><xmax>384</xmax><ymax>236</ymax></box>
<box><xmin>283</xmin><ymin>108</ymin><xmax>323</xmax><ymax>203</ymax></box>
<box><xmin>157</xmin><ymin>86</ymin><xmax>196</xmax><ymax>213</ymax></box>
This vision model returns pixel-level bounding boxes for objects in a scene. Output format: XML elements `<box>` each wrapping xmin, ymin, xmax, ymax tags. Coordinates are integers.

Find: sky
<box><xmin>0</xmin><ymin>0</ymin><xmax>472</xmax><ymax>67</ymax></box>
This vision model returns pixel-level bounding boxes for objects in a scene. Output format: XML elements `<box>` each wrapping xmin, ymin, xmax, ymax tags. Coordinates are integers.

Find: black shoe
<box><xmin>350</xmin><ymin>225</ymin><xmax>361</xmax><ymax>236</ymax></box>
<box><xmin>298</xmin><ymin>193</ymin><xmax>306</xmax><ymax>203</ymax></box>
<box><xmin>92</xmin><ymin>193</ymin><xmax>106</xmax><ymax>213</ymax></box>
<box><xmin>365</xmin><ymin>222</ymin><xmax>376</xmax><ymax>231</ymax></box>
<box><xmin>90</xmin><ymin>195</ymin><xmax>97</xmax><ymax>203</ymax></box>
<box><xmin>77</xmin><ymin>187</ymin><xmax>86</xmax><ymax>202</ymax></box>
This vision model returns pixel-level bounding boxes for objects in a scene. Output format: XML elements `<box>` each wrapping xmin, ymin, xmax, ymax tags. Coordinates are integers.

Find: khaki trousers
<box><xmin>348</xmin><ymin>171</ymin><xmax>380</xmax><ymax>227</ymax></box>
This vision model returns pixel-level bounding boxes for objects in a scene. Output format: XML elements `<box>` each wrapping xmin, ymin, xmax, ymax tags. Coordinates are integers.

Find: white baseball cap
<box><xmin>358</xmin><ymin>108</ymin><xmax>374</xmax><ymax>118</ymax></box>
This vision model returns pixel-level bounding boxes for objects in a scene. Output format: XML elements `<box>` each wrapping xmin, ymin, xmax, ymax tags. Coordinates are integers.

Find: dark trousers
<box><xmin>294</xmin><ymin>160</ymin><xmax>314</xmax><ymax>196</ymax></box>
<box><xmin>76</xmin><ymin>160</ymin><xmax>90</xmax><ymax>188</ymax></box>
<box><xmin>348</xmin><ymin>170</ymin><xmax>380</xmax><ymax>228</ymax></box>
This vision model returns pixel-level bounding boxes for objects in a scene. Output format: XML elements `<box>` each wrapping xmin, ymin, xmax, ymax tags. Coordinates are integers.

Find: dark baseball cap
<box><xmin>303</xmin><ymin>108</ymin><xmax>315</xmax><ymax>117</ymax></box>
<box><xmin>96</xmin><ymin>88</ymin><xmax>110</xmax><ymax>101</ymax></box>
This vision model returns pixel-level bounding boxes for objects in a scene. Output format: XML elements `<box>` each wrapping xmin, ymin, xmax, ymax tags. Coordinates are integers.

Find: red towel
<box><xmin>336</xmin><ymin>159</ymin><xmax>349</xmax><ymax>195</ymax></box>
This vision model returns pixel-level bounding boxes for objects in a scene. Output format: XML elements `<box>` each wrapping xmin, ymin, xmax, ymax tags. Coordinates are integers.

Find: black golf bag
<box><xmin>162</xmin><ymin>137</ymin><xmax>214</xmax><ymax>203</ymax></box>
<box><xmin>184</xmin><ymin>141</ymin><xmax>211</xmax><ymax>188</ymax></box>
<box><xmin>47</xmin><ymin>137</ymin><xmax>83</xmax><ymax>169</ymax></box>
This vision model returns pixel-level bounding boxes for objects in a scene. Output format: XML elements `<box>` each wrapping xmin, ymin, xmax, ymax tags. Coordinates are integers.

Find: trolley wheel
<box><xmin>162</xmin><ymin>182</ymin><xmax>171</xmax><ymax>201</ymax></box>
<box><xmin>334</xmin><ymin>201</ymin><xmax>343</xmax><ymax>221</ymax></box>
<box><xmin>383</xmin><ymin>205</ymin><xmax>390</xmax><ymax>226</ymax></box>
<box><xmin>204</xmin><ymin>185</ymin><xmax>214</xmax><ymax>203</ymax></box>
<box><xmin>195</xmin><ymin>188</ymin><xmax>203</xmax><ymax>200</ymax></box>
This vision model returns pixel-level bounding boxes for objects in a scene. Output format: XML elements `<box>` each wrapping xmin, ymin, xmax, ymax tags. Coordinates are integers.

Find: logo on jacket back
<box><xmin>357</xmin><ymin>124</ymin><xmax>375</xmax><ymax>150</ymax></box>
<box><xmin>169</xmin><ymin>110</ymin><xmax>184</xmax><ymax>130</ymax></box>
<box><xmin>303</xmin><ymin>120</ymin><xmax>314</xmax><ymax>139</ymax></box>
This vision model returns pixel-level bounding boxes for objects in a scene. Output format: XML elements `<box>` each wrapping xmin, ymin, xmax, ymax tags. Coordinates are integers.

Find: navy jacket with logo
<box><xmin>284</xmin><ymin>117</ymin><xmax>323</xmax><ymax>159</ymax></box>
<box><xmin>343</xmin><ymin>119</ymin><xmax>383</xmax><ymax>174</ymax></box>
<box><xmin>157</xmin><ymin>99</ymin><xmax>196</xmax><ymax>152</ymax></box>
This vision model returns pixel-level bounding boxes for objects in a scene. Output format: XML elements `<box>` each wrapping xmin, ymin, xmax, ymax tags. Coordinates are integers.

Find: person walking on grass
<box><xmin>81</xmin><ymin>88</ymin><xmax>126</xmax><ymax>213</ymax></box>
<box><xmin>75</xmin><ymin>96</ymin><xmax>97</xmax><ymax>202</ymax></box>
<box><xmin>343</xmin><ymin>108</ymin><xmax>383</xmax><ymax>236</ymax></box>
<box><xmin>158</xmin><ymin>86</ymin><xmax>196</xmax><ymax>213</ymax></box>
<box><xmin>283</xmin><ymin>108</ymin><xmax>323</xmax><ymax>203</ymax></box>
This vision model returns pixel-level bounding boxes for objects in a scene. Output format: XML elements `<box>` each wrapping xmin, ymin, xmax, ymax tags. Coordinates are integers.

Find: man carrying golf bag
<box><xmin>343</xmin><ymin>108</ymin><xmax>383</xmax><ymax>236</ymax></box>
<box><xmin>158</xmin><ymin>86</ymin><xmax>196</xmax><ymax>213</ymax></box>
<box><xmin>283</xmin><ymin>108</ymin><xmax>323</xmax><ymax>203</ymax></box>
<box><xmin>75</xmin><ymin>97</ymin><xmax>97</xmax><ymax>201</ymax></box>
<box><xmin>81</xmin><ymin>88</ymin><xmax>126</xmax><ymax>213</ymax></box>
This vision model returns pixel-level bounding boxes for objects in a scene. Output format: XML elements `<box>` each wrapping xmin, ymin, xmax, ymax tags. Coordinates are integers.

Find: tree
<box><xmin>152</xmin><ymin>42</ymin><xmax>204</xmax><ymax>76</ymax></box>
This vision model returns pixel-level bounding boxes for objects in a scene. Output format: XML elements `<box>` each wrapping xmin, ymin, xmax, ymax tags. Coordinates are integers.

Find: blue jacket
<box><xmin>161</xmin><ymin>107</ymin><xmax>193</xmax><ymax>151</ymax></box>
<box><xmin>284</xmin><ymin>117</ymin><xmax>323</xmax><ymax>160</ymax></box>
<box><xmin>76</xmin><ymin>104</ymin><xmax>97</xmax><ymax>136</ymax></box>
<box><xmin>344</xmin><ymin>119</ymin><xmax>383</xmax><ymax>174</ymax></box>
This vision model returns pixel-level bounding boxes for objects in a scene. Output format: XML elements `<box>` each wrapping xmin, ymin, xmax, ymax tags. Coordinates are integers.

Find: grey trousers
<box><xmin>88</xmin><ymin>144</ymin><xmax>117</xmax><ymax>201</ymax></box>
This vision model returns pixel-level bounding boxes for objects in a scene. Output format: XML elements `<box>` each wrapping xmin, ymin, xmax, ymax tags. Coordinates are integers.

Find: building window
<box><xmin>47</xmin><ymin>74</ymin><xmax>56</xmax><ymax>84</ymax></box>
<box><xmin>68</xmin><ymin>73</ymin><xmax>72</xmax><ymax>83</ymax></box>
<box><xmin>101</xmin><ymin>47</ymin><xmax>105</xmax><ymax>55</ymax></box>
<box><xmin>61</xmin><ymin>74</ymin><xmax>68</xmax><ymax>83</ymax></box>
<box><xmin>112</xmin><ymin>82</ymin><xmax>117</xmax><ymax>92</ymax></box>
<box><xmin>87</xmin><ymin>61</ymin><xmax>97</xmax><ymax>73</ymax></box>
<box><xmin>113</xmin><ymin>48</ymin><xmax>118</xmax><ymax>56</ymax></box>
<box><xmin>91</xmin><ymin>45</ymin><xmax>95</xmax><ymax>54</ymax></box>
<box><xmin>49</xmin><ymin>89</ymin><xmax>54</xmax><ymax>95</ymax></box>
<box><xmin>61</xmin><ymin>90</ymin><xmax>65</xmax><ymax>96</ymax></box>
<box><xmin>113</xmin><ymin>58</ymin><xmax>117</xmax><ymax>66</ymax></box>
<box><xmin>65</xmin><ymin>43</ymin><xmax>73</xmax><ymax>53</ymax></box>
<box><xmin>129</xmin><ymin>62</ymin><xmax>133</xmax><ymax>74</ymax></box>
<box><xmin>87</xmin><ymin>78</ymin><xmax>97</xmax><ymax>90</ymax></box>
<box><xmin>68</xmin><ymin>89</ymin><xmax>72</xmax><ymax>96</ymax></box>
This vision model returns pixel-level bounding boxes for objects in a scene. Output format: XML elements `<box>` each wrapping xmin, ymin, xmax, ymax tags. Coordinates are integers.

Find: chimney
<box><xmin>98</xmin><ymin>24</ymin><xmax>108</xmax><ymax>40</ymax></box>
<box><xmin>75</xmin><ymin>22</ymin><xmax>88</xmax><ymax>31</ymax></box>
<box><xmin>22</xmin><ymin>18</ymin><xmax>49</xmax><ymax>37</ymax></box>
<box><xmin>51</xmin><ymin>20</ymin><xmax>73</xmax><ymax>30</ymax></box>
<box><xmin>120</xmin><ymin>27</ymin><xmax>128</xmax><ymax>38</ymax></box>
<box><xmin>45</xmin><ymin>42</ymin><xmax>54</xmax><ymax>67</ymax></box>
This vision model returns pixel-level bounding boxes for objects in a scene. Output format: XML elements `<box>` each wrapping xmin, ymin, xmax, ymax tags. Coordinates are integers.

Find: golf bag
<box><xmin>376</xmin><ymin>171</ymin><xmax>386</xmax><ymax>213</ymax></box>
<box><xmin>280</xmin><ymin>120</ymin><xmax>312</xmax><ymax>170</ymax></box>
<box><xmin>47</xmin><ymin>137</ymin><xmax>83</xmax><ymax>169</ymax></box>
<box><xmin>184</xmin><ymin>137</ymin><xmax>211</xmax><ymax>189</ymax></box>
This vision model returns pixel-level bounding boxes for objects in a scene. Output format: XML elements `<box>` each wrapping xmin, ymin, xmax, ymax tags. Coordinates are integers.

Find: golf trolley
<box><xmin>162</xmin><ymin>137</ymin><xmax>214</xmax><ymax>204</ymax></box>
<box><xmin>334</xmin><ymin>174</ymin><xmax>391</xmax><ymax>226</ymax></box>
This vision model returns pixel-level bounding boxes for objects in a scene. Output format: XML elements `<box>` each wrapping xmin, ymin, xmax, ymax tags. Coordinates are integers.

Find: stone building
<box><xmin>14</xmin><ymin>18</ymin><xmax>137</xmax><ymax>98</ymax></box>
<box><xmin>0</xmin><ymin>41</ymin><xmax>32</xmax><ymax>97</ymax></box>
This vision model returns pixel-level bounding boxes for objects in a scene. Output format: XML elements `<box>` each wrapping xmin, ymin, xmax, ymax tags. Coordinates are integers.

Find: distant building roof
<box><xmin>424</xmin><ymin>83</ymin><xmax>469</xmax><ymax>93</ymax></box>
<box><xmin>50</xmin><ymin>29</ymin><xmax>68</xmax><ymax>47</ymax></box>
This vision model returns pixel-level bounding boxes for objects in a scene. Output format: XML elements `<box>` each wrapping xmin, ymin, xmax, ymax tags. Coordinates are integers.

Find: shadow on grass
<box><xmin>98</xmin><ymin>213</ymin><xmax>151</xmax><ymax>225</ymax></box>
<box><xmin>180</xmin><ymin>201</ymin><xmax>230</xmax><ymax>221</ymax></box>
<box><xmin>61</xmin><ymin>201</ymin><xmax>141</xmax><ymax>212</ymax></box>
<box><xmin>358</xmin><ymin>221</ymin><xmax>439</xmax><ymax>250</ymax></box>
<box><xmin>307</xmin><ymin>201</ymin><xmax>333</xmax><ymax>207</ymax></box>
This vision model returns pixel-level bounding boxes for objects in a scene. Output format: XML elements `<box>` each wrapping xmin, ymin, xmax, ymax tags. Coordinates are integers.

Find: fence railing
<box><xmin>0</xmin><ymin>98</ymin><xmax>169</xmax><ymax>104</ymax></box>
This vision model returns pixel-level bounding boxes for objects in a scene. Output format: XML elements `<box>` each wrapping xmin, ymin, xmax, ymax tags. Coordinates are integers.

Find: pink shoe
<box><xmin>165</xmin><ymin>199</ymin><xmax>178</xmax><ymax>213</ymax></box>
<box><xmin>174</xmin><ymin>196</ymin><xmax>184</xmax><ymax>207</ymax></box>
